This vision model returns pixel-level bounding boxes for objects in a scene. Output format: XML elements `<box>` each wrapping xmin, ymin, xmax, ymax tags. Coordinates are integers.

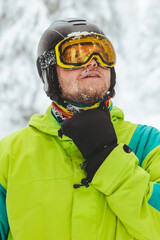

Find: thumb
<box><xmin>58</xmin><ymin>117</ymin><xmax>72</xmax><ymax>138</ymax></box>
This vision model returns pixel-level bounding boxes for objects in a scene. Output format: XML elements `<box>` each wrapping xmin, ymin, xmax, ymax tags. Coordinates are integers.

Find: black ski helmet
<box><xmin>37</xmin><ymin>18</ymin><xmax>116</xmax><ymax>103</ymax></box>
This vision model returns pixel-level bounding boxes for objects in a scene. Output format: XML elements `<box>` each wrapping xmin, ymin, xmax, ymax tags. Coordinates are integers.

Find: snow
<box><xmin>67</xmin><ymin>31</ymin><xmax>91</xmax><ymax>37</ymax></box>
<box><xmin>0</xmin><ymin>0</ymin><xmax>160</xmax><ymax>139</ymax></box>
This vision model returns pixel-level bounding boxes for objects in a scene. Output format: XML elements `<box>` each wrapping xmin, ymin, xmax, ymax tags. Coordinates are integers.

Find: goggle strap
<box><xmin>38</xmin><ymin>49</ymin><xmax>56</xmax><ymax>71</ymax></box>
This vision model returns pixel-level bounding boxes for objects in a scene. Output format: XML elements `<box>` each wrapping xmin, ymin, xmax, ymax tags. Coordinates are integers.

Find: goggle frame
<box><xmin>55</xmin><ymin>33</ymin><xmax>116</xmax><ymax>70</ymax></box>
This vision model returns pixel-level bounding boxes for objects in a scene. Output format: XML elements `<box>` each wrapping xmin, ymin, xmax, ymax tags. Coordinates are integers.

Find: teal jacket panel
<box><xmin>128</xmin><ymin>124</ymin><xmax>160</xmax><ymax>166</ymax></box>
<box><xmin>0</xmin><ymin>184</ymin><xmax>9</xmax><ymax>240</ymax></box>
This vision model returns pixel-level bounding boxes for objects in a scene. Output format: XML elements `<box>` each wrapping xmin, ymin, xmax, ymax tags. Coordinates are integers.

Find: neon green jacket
<box><xmin>0</xmin><ymin>105</ymin><xmax>160</xmax><ymax>240</ymax></box>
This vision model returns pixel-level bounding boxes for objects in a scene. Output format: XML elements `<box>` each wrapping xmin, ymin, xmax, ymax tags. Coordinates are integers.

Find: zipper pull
<box><xmin>73</xmin><ymin>178</ymin><xmax>89</xmax><ymax>189</ymax></box>
<box><xmin>73</xmin><ymin>184</ymin><xmax>83</xmax><ymax>189</ymax></box>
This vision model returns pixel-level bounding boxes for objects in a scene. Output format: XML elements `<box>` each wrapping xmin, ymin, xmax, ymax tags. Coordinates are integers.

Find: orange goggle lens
<box><xmin>55</xmin><ymin>33</ymin><xmax>116</xmax><ymax>69</ymax></box>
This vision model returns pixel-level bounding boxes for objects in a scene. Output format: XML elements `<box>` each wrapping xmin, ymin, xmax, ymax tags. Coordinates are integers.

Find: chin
<box><xmin>72</xmin><ymin>96</ymin><xmax>103</xmax><ymax>104</ymax></box>
<box><xmin>63</xmin><ymin>91</ymin><xmax>107</xmax><ymax>105</ymax></box>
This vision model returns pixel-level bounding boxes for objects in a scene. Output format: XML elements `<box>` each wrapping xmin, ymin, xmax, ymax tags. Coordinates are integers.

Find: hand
<box><xmin>59</xmin><ymin>108</ymin><xmax>117</xmax><ymax>182</ymax></box>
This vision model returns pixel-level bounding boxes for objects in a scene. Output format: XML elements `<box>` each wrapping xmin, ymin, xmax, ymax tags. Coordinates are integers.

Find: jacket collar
<box><xmin>29</xmin><ymin>104</ymin><xmax>124</xmax><ymax>139</ymax></box>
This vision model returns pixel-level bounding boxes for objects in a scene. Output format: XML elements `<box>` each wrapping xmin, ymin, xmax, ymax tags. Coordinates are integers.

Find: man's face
<box><xmin>56</xmin><ymin>59</ymin><xmax>111</xmax><ymax>104</ymax></box>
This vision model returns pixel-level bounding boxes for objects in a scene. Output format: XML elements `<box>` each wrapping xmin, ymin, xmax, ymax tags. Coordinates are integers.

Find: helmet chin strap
<box><xmin>42</xmin><ymin>71</ymin><xmax>49</xmax><ymax>91</ymax></box>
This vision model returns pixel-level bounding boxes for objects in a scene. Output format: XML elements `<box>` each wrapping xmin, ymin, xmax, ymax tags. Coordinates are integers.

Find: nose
<box><xmin>85</xmin><ymin>58</ymin><xmax>98</xmax><ymax>68</ymax></box>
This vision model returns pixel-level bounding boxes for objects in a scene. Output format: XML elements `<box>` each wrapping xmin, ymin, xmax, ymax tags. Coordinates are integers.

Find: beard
<box><xmin>61</xmin><ymin>87</ymin><xmax>108</xmax><ymax>104</ymax></box>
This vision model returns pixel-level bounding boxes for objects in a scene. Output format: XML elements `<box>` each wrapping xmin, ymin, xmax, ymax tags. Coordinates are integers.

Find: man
<box><xmin>0</xmin><ymin>18</ymin><xmax>160</xmax><ymax>240</ymax></box>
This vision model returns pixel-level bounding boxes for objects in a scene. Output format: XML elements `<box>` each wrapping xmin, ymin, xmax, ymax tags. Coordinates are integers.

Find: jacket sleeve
<box><xmin>91</xmin><ymin>143</ymin><xmax>160</xmax><ymax>240</ymax></box>
<box><xmin>0</xmin><ymin>138</ymin><xmax>10</xmax><ymax>240</ymax></box>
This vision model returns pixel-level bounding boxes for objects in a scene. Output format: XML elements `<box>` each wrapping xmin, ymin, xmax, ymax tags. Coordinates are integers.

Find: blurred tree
<box><xmin>137</xmin><ymin>0</ymin><xmax>160</xmax><ymax>113</ymax></box>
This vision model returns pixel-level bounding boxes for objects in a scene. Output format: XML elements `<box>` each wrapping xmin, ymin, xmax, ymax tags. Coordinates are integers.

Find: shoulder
<box><xmin>129</xmin><ymin>124</ymin><xmax>160</xmax><ymax>165</ymax></box>
<box><xmin>0</xmin><ymin>126</ymin><xmax>33</xmax><ymax>146</ymax></box>
<box><xmin>0</xmin><ymin>128</ymin><xmax>31</xmax><ymax>190</ymax></box>
<box><xmin>129</xmin><ymin>124</ymin><xmax>160</xmax><ymax>150</ymax></box>
<box><xmin>0</xmin><ymin>126</ymin><xmax>43</xmax><ymax>158</ymax></box>
<box><xmin>110</xmin><ymin>106</ymin><xmax>138</xmax><ymax>144</ymax></box>
<box><xmin>111</xmin><ymin>105</ymin><xmax>160</xmax><ymax>153</ymax></box>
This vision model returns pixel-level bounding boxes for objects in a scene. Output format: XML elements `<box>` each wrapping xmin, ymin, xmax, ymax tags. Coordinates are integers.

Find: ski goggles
<box><xmin>55</xmin><ymin>33</ymin><xmax>116</xmax><ymax>69</ymax></box>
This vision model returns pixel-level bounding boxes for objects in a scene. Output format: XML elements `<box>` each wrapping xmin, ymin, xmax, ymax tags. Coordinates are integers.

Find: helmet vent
<box><xmin>68</xmin><ymin>19</ymin><xmax>86</xmax><ymax>23</ymax></box>
<box><xmin>73</xmin><ymin>23</ymin><xmax>87</xmax><ymax>26</ymax></box>
<box><xmin>67</xmin><ymin>19</ymin><xmax>87</xmax><ymax>26</ymax></box>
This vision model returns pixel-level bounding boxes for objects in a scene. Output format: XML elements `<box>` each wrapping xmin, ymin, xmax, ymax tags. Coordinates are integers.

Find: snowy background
<box><xmin>0</xmin><ymin>0</ymin><xmax>160</xmax><ymax>139</ymax></box>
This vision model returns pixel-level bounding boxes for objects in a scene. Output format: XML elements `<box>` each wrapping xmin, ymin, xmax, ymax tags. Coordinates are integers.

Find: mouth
<box><xmin>81</xmin><ymin>71</ymin><xmax>101</xmax><ymax>79</ymax></box>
